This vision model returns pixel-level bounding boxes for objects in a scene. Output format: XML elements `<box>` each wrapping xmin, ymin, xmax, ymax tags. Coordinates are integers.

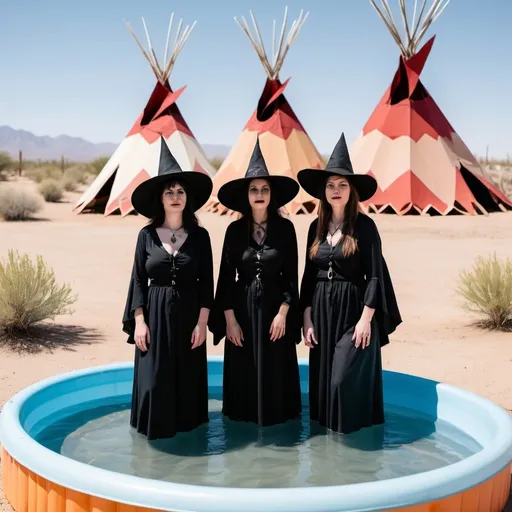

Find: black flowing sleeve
<box><xmin>208</xmin><ymin>223</ymin><xmax>237</xmax><ymax>345</ymax></box>
<box><xmin>359</xmin><ymin>215</ymin><xmax>402</xmax><ymax>346</ymax></box>
<box><xmin>122</xmin><ymin>227</ymin><xmax>149</xmax><ymax>344</ymax></box>
<box><xmin>279</xmin><ymin>219</ymin><xmax>301</xmax><ymax>344</ymax></box>
<box><xmin>198</xmin><ymin>228</ymin><xmax>214</xmax><ymax>310</ymax></box>
<box><xmin>299</xmin><ymin>219</ymin><xmax>318</xmax><ymax>320</ymax></box>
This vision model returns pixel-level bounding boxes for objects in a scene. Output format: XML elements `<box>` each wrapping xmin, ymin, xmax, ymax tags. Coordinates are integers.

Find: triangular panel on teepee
<box><xmin>203</xmin><ymin>7</ymin><xmax>323</xmax><ymax>216</ymax></box>
<box><xmin>350</xmin><ymin>0</ymin><xmax>512</xmax><ymax>215</ymax></box>
<box><xmin>74</xmin><ymin>14</ymin><xmax>216</xmax><ymax>216</ymax></box>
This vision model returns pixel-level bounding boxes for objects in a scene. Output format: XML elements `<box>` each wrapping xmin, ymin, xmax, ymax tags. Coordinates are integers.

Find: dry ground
<box><xmin>0</xmin><ymin>178</ymin><xmax>511</xmax><ymax>510</ymax></box>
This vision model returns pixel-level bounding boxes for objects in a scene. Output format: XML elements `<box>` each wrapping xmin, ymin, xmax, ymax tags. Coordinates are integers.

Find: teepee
<box><xmin>203</xmin><ymin>7</ymin><xmax>324</xmax><ymax>216</ymax></box>
<box><xmin>75</xmin><ymin>14</ymin><xmax>216</xmax><ymax>216</ymax></box>
<box><xmin>350</xmin><ymin>0</ymin><xmax>512</xmax><ymax>215</ymax></box>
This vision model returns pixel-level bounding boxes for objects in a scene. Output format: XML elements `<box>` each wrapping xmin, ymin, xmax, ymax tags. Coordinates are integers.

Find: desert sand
<box><xmin>0</xmin><ymin>178</ymin><xmax>511</xmax><ymax>510</ymax></box>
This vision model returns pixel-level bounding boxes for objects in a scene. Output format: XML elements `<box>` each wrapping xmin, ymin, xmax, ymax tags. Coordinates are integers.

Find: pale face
<box><xmin>161</xmin><ymin>182</ymin><xmax>186</xmax><ymax>213</ymax></box>
<box><xmin>248</xmin><ymin>178</ymin><xmax>271</xmax><ymax>212</ymax></box>
<box><xmin>325</xmin><ymin>176</ymin><xmax>350</xmax><ymax>208</ymax></box>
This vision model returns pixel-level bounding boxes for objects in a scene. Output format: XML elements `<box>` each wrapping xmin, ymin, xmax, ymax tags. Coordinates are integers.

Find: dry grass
<box><xmin>0</xmin><ymin>185</ymin><xmax>44</xmax><ymax>221</ymax></box>
<box><xmin>38</xmin><ymin>178</ymin><xmax>64</xmax><ymax>202</ymax></box>
<box><xmin>456</xmin><ymin>252</ymin><xmax>512</xmax><ymax>331</ymax></box>
<box><xmin>0</xmin><ymin>249</ymin><xmax>77</xmax><ymax>333</ymax></box>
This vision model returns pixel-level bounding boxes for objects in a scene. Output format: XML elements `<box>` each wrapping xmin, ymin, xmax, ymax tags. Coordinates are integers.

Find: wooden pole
<box><xmin>18</xmin><ymin>150</ymin><xmax>22</xmax><ymax>177</ymax></box>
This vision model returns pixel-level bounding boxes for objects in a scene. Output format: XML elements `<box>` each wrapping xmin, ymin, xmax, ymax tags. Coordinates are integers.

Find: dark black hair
<box><xmin>148</xmin><ymin>178</ymin><xmax>199</xmax><ymax>232</ymax></box>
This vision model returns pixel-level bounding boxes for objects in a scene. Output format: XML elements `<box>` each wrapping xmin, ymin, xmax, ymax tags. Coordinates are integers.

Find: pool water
<box><xmin>35</xmin><ymin>396</ymin><xmax>482</xmax><ymax>488</ymax></box>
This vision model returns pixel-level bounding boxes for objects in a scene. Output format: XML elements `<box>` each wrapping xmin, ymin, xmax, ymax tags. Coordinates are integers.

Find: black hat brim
<box><xmin>131</xmin><ymin>172</ymin><xmax>213</xmax><ymax>218</ymax></box>
<box><xmin>297</xmin><ymin>168</ymin><xmax>377</xmax><ymax>202</ymax></box>
<box><xmin>217</xmin><ymin>175</ymin><xmax>300</xmax><ymax>213</ymax></box>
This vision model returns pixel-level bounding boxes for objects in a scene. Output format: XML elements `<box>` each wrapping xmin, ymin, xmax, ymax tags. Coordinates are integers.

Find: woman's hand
<box><xmin>134</xmin><ymin>321</ymin><xmax>150</xmax><ymax>352</ymax></box>
<box><xmin>353</xmin><ymin>317</ymin><xmax>371</xmax><ymax>349</ymax></box>
<box><xmin>303</xmin><ymin>307</ymin><xmax>317</xmax><ymax>348</ymax></box>
<box><xmin>191</xmin><ymin>322</ymin><xmax>207</xmax><ymax>349</ymax></box>
<box><xmin>303</xmin><ymin>318</ymin><xmax>318</xmax><ymax>348</ymax></box>
<box><xmin>226</xmin><ymin>317</ymin><xmax>244</xmax><ymax>347</ymax></box>
<box><xmin>269</xmin><ymin>312</ymin><xmax>286</xmax><ymax>341</ymax></box>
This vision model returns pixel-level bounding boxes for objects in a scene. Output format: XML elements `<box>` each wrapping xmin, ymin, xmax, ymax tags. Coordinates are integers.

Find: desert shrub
<box><xmin>25</xmin><ymin>165</ymin><xmax>63</xmax><ymax>183</ymax></box>
<box><xmin>0</xmin><ymin>250</ymin><xmax>77</xmax><ymax>332</ymax></box>
<box><xmin>90</xmin><ymin>156</ymin><xmax>109</xmax><ymax>175</ymax></box>
<box><xmin>209</xmin><ymin>157</ymin><xmax>224</xmax><ymax>170</ymax></box>
<box><xmin>61</xmin><ymin>174</ymin><xmax>78</xmax><ymax>191</ymax></box>
<box><xmin>498</xmin><ymin>171</ymin><xmax>512</xmax><ymax>200</ymax></box>
<box><xmin>456</xmin><ymin>252</ymin><xmax>512</xmax><ymax>330</ymax></box>
<box><xmin>0</xmin><ymin>186</ymin><xmax>44</xmax><ymax>220</ymax></box>
<box><xmin>39</xmin><ymin>178</ymin><xmax>63</xmax><ymax>202</ymax></box>
<box><xmin>0</xmin><ymin>152</ymin><xmax>13</xmax><ymax>173</ymax></box>
<box><xmin>64</xmin><ymin>165</ymin><xmax>90</xmax><ymax>185</ymax></box>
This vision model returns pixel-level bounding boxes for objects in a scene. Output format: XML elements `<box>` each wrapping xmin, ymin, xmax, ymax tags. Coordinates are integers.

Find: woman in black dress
<box><xmin>209</xmin><ymin>138</ymin><xmax>302</xmax><ymax>426</ymax></box>
<box><xmin>122</xmin><ymin>137</ymin><xmax>214</xmax><ymax>440</ymax></box>
<box><xmin>297</xmin><ymin>133</ymin><xmax>402</xmax><ymax>435</ymax></box>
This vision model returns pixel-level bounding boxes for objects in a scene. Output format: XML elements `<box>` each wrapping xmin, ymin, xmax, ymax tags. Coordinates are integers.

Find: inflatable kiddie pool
<box><xmin>1</xmin><ymin>356</ymin><xmax>511</xmax><ymax>511</ymax></box>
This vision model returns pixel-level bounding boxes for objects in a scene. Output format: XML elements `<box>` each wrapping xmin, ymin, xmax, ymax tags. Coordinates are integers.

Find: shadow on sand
<box><xmin>0</xmin><ymin>322</ymin><xmax>103</xmax><ymax>354</ymax></box>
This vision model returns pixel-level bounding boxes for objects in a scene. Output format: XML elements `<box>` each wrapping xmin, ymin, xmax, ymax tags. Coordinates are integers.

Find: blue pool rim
<box><xmin>0</xmin><ymin>356</ymin><xmax>511</xmax><ymax>512</ymax></box>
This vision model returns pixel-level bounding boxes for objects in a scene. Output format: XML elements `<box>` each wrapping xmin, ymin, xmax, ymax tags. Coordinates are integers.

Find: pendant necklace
<box><xmin>170</xmin><ymin>226</ymin><xmax>182</xmax><ymax>244</ymax></box>
<box><xmin>328</xmin><ymin>222</ymin><xmax>342</xmax><ymax>245</ymax></box>
<box><xmin>253</xmin><ymin>221</ymin><xmax>267</xmax><ymax>244</ymax></box>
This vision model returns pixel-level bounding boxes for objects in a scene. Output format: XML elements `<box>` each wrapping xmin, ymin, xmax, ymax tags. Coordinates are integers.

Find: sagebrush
<box><xmin>0</xmin><ymin>250</ymin><xmax>77</xmax><ymax>332</ymax></box>
<box><xmin>39</xmin><ymin>178</ymin><xmax>63</xmax><ymax>202</ymax></box>
<box><xmin>0</xmin><ymin>186</ymin><xmax>44</xmax><ymax>220</ymax></box>
<box><xmin>456</xmin><ymin>253</ymin><xmax>512</xmax><ymax>330</ymax></box>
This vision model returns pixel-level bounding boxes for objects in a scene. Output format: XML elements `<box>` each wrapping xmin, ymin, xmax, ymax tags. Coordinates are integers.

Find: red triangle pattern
<box><xmin>193</xmin><ymin>160</ymin><xmax>208</xmax><ymax>175</ymax></box>
<box><xmin>104</xmin><ymin>169</ymin><xmax>151</xmax><ymax>216</ymax></box>
<box><xmin>245</xmin><ymin>79</ymin><xmax>305</xmax><ymax>139</ymax></box>
<box><xmin>363</xmin><ymin>170</ymin><xmax>449</xmax><ymax>213</ymax></box>
<box><xmin>362</xmin><ymin>94</ymin><xmax>454</xmax><ymax>142</ymax></box>
<box><xmin>127</xmin><ymin>82</ymin><xmax>194</xmax><ymax>144</ymax></box>
<box><xmin>363</xmin><ymin>37</ymin><xmax>454</xmax><ymax>142</ymax></box>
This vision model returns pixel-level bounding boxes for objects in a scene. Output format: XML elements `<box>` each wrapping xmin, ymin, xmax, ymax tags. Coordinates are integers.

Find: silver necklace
<box><xmin>253</xmin><ymin>221</ymin><xmax>267</xmax><ymax>243</ymax></box>
<box><xmin>169</xmin><ymin>226</ymin><xmax>183</xmax><ymax>244</ymax></box>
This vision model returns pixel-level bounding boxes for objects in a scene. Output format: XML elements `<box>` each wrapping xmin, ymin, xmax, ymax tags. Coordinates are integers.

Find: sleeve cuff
<box><xmin>364</xmin><ymin>277</ymin><xmax>379</xmax><ymax>309</ymax></box>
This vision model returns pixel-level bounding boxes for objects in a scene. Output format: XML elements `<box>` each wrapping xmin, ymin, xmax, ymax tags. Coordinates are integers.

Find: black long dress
<box><xmin>299</xmin><ymin>213</ymin><xmax>402</xmax><ymax>434</ymax></box>
<box><xmin>122</xmin><ymin>224</ymin><xmax>214</xmax><ymax>440</ymax></box>
<box><xmin>209</xmin><ymin>216</ymin><xmax>302</xmax><ymax>426</ymax></box>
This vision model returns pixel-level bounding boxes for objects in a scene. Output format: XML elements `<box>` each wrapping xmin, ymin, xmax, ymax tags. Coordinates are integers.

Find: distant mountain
<box><xmin>0</xmin><ymin>126</ymin><xmax>231</xmax><ymax>163</ymax></box>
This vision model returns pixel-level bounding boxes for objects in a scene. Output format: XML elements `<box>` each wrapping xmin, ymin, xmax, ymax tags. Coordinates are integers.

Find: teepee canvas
<box><xmin>203</xmin><ymin>7</ymin><xmax>324</xmax><ymax>216</ymax></box>
<box><xmin>350</xmin><ymin>0</ymin><xmax>512</xmax><ymax>215</ymax></box>
<box><xmin>75</xmin><ymin>14</ymin><xmax>216</xmax><ymax>216</ymax></box>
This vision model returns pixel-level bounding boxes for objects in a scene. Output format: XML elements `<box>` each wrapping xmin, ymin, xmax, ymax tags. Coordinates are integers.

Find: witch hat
<box><xmin>131</xmin><ymin>137</ymin><xmax>213</xmax><ymax>217</ymax></box>
<box><xmin>297</xmin><ymin>133</ymin><xmax>377</xmax><ymax>201</ymax></box>
<box><xmin>217</xmin><ymin>137</ymin><xmax>299</xmax><ymax>213</ymax></box>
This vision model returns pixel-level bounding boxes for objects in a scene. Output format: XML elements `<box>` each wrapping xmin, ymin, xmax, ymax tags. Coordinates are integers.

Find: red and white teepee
<box><xmin>350</xmin><ymin>0</ymin><xmax>512</xmax><ymax>215</ymax></box>
<box><xmin>75</xmin><ymin>14</ymin><xmax>216</xmax><ymax>216</ymax></box>
<box><xmin>203</xmin><ymin>7</ymin><xmax>324</xmax><ymax>216</ymax></box>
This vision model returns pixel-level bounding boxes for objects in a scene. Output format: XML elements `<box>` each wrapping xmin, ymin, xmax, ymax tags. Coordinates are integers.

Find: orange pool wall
<box><xmin>1</xmin><ymin>446</ymin><xmax>511</xmax><ymax>512</ymax></box>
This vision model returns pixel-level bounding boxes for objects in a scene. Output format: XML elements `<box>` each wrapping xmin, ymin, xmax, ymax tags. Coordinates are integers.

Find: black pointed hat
<box><xmin>131</xmin><ymin>137</ymin><xmax>213</xmax><ymax>217</ymax></box>
<box><xmin>217</xmin><ymin>137</ymin><xmax>299</xmax><ymax>212</ymax></box>
<box><xmin>297</xmin><ymin>133</ymin><xmax>377</xmax><ymax>202</ymax></box>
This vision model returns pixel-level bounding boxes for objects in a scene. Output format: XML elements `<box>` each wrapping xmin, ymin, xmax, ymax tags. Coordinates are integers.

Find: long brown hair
<box><xmin>309</xmin><ymin>177</ymin><xmax>361</xmax><ymax>258</ymax></box>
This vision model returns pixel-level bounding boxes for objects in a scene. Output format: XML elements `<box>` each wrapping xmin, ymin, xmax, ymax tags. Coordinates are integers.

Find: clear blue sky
<box><xmin>1</xmin><ymin>0</ymin><xmax>511</xmax><ymax>159</ymax></box>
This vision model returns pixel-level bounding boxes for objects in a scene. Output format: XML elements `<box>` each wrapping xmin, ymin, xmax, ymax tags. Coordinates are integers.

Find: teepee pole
<box><xmin>125</xmin><ymin>13</ymin><xmax>196</xmax><ymax>86</ymax></box>
<box><xmin>235</xmin><ymin>7</ymin><xmax>309</xmax><ymax>81</ymax></box>
<box><xmin>370</xmin><ymin>0</ymin><xmax>449</xmax><ymax>58</ymax></box>
<box><xmin>163</xmin><ymin>13</ymin><xmax>175</xmax><ymax>71</ymax></box>
<box><xmin>141</xmin><ymin>17</ymin><xmax>163</xmax><ymax>80</ymax></box>
<box><xmin>124</xmin><ymin>20</ymin><xmax>162</xmax><ymax>81</ymax></box>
